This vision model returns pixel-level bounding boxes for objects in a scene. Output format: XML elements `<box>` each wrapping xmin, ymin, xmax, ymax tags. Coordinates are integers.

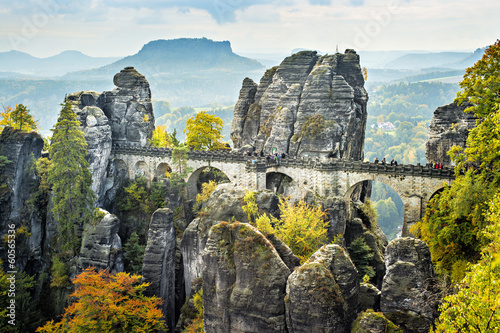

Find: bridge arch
<box><xmin>344</xmin><ymin>177</ymin><xmax>409</xmax><ymax>239</ymax></box>
<box><xmin>186</xmin><ymin>166</ymin><xmax>231</xmax><ymax>200</ymax></box>
<box><xmin>156</xmin><ymin>162</ymin><xmax>172</xmax><ymax>180</ymax></box>
<box><xmin>135</xmin><ymin>161</ymin><xmax>148</xmax><ymax>178</ymax></box>
<box><xmin>265</xmin><ymin>171</ymin><xmax>300</xmax><ymax>197</ymax></box>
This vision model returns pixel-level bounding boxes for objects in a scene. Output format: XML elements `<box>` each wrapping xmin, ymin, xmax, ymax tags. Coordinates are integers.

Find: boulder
<box><xmin>203</xmin><ymin>222</ymin><xmax>290</xmax><ymax>333</ymax></box>
<box><xmin>351</xmin><ymin>310</ymin><xmax>402</xmax><ymax>333</ymax></box>
<box><xmin>142</xmin><ymin>208</ymin><xmax>176</xmax><ymax>330</ymax></box>
<box><xmin>285</xmin><ymin>244</ymin><xmax>360</xmax><ymax>333</ymax></box>
<box><xmin>97</xmin><ymin>66</ymin><xmax>155</xmax><ymax>146</ymax></box>
<box><xmin>426</xmin><ymin>101</ymin><xmax>476</xmax><ymax>167</ymax></box>
<box><xmin>380</xmin><ymin>238</ymin><xmax>438</xmax><ymax>333</ymax></box>
<box><xmin>231</xmin><ymin>50</ymin><xmax>367</xmax><ymax>160</ymax></box>
<box><xmin>79</xmin><ymin>209</ymin><xmax>123</xmax><ymax>272</ymax></box>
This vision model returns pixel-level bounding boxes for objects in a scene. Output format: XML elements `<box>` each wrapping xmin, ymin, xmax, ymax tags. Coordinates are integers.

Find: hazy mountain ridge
<box><xmin>0</xmin><ymin>50</ymin><xmax>119</xmax><ymax>77</ymax></box>
<box><xmin>383</xmin><ymin>48</ymin><xmax>485</xmax><ymax>70</ymax></box>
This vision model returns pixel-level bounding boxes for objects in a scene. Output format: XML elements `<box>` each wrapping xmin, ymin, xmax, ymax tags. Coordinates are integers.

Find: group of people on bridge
<box><xmin>426</xmin><ymin>162</ymin><xmax>444</xmax><ymax>169</ymax></box>
<box><xmin>243</xmin><ymin>150</ymin><xmax>289</xmax><ymax>166</ymax></box>
<box><xmin>373</xmin><ymin>157</ymin><xmax>398</xmax><ymax>166</ymax></box>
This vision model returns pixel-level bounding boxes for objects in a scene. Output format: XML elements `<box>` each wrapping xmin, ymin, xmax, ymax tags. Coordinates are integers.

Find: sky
<box><xmin>0</xmin><ymin>0</ymin><xmax>498</xmax><ymax>58</ymax></box>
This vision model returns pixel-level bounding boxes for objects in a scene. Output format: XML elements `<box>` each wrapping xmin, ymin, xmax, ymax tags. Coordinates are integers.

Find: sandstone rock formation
<box><xmin>345</xmin><ymin>201</ymin><xmax>388</xmax><ymax>289</ymax></box>
<box><xmin>66</xmin><ymin>67</ymin><xmax>155</xmax><ymax>206</ymax></box>
<box><xmin>231</xmin><ymin>50</ymin><xmax>368</xmax><ymax>159</ymax></box>
<box><xmin>79</xmin><ymin>208</ymin><xmax>123</xmax><ymax>272</ymax></box>
<box><xmin>203</xmin><ymin>222</ymin><xmax>291</xmax><ymax>333</ymax></box>
<box><xmin>359</xmin><ymin>283</ymin><xmax>381</xmax><ymax>312</ymax></box>
<box><xmin>380</xmin><ymin>238</ymin><xmax>438</xmax><ymax>333</ymax></box>
<box><xmin>351</xmin><ymin>310</ymin><xmax>402</xmax><ymax>333</ymax></box>
<box><xmin>0</xmin><ymin>127</ymin><xmax>44</xmax><ymax>271</ymax></box>
<box><xmin>142</xmin><ymin>208</ymin><xmax>176</xmax><ymax>330</ymax></box>
<box><xmin>97</xmin><ymin>66</ymin><xmax>155</xmax><ymax>147</ymax></box>
<box><xmin>181</xmin><ymin>184</ymin><xmax>281</xmax><ymax>296</ymax></box>
<box><xmin>286</xmin><ymin>244</ymin><xmax>360</xmax><ymax>333</ymax></box>
<box><xmin>67</xmin><ymin>91</ymin><xmax>112</xmax><ymax>206</ymax></box>
<box><xmin>426</xmin><ymin>101</ymin><xmax>476</xmax><ymax>167</ymax></box>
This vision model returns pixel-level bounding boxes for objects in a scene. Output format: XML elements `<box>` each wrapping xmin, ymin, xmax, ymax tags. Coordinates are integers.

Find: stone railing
<box><xmin>111</xmin><ymin>143</ymin><xmax>455</xmax><ymax>180</ymax></box>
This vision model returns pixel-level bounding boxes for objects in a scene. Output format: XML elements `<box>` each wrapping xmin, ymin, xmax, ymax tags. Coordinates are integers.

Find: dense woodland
<box><xmin>1</xmin><ymin>41</ymin><xmax>500</xmax><ymax>332</ymax></box>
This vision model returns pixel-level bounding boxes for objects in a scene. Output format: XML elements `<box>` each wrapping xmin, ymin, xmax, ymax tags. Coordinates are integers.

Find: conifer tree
<box><xmin>48</xmin><ymin>100</ymin><xmax>95</xmax><ymax>253</ymax></box>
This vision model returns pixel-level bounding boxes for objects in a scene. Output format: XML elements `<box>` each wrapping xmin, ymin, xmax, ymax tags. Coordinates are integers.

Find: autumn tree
<box><xmin>36</xmin><ymin>268</ymin><xmax>166</xmax><ymax>332</ymax></box>
<box><xmin>149</xmin><ymin>124</ymin><xmax>173</xmax><ymax>148</ymax></box>
<box><xmin>184</xmin><ymin>111</ymin><xmax>227</xmax><ymax>151</ymax></box>
<box><xmin>0</xmin><ymin>104</ymin><xmax>39</xmax><ymax>132</ymax></box>
<box><xmin>432</xmin><ymin>194</ymin><xmax>500</xmax><ymax>332</ymax></box>
<box><xmin>48</xmin><ymin>100</ymin><xmax>95</xmax><ymax>253</ymax></box>
<box><xmin>245</xmin><ymin>194</ymin><xmax>329</xmax><ymax>263</ymax></box>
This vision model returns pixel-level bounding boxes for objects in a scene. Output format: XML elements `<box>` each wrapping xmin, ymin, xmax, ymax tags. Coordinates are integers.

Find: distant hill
<box><xmin>384</xmin><ymin>52</ymin><xmax>470</xmax><ymax>69</ymax></box>
<box><xmin>65</xmin><ymin>38</ymin><xmax>263</xmax><ymax>79</ymax></box>
<box><xmin>63</xmin><ymin>38</ymin><xmax>265</xmax><ymax>106</ymax></box>
<box><xmin>0</xmin><ymin>50</ymin><xmax>119</xmax><ymax>77</ymax></box>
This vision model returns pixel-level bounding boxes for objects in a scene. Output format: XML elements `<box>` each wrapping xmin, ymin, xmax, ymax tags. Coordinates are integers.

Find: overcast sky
<box><xmin>0</xmin><ymin>0</ymin><xmax>498</xmax><ymax>58</ymax></box>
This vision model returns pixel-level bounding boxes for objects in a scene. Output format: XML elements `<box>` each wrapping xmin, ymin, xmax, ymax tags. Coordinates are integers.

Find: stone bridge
<box><xmin>111</xmin><ymin>144</ymin><xmax>454</xmax><ymax>236</ymax></box>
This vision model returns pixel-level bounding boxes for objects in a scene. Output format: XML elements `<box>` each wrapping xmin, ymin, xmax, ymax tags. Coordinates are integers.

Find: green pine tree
<box><xmin>48</xmin><ymin>100</ymin><xmax>95</xmax><ymax>253</ymax></box>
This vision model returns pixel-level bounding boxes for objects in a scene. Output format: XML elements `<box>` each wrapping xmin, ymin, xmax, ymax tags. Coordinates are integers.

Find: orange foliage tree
<box><xmin>36</xmin><ymin>267</ymin><xmax>166</xmax><ymax>332</ymax></box>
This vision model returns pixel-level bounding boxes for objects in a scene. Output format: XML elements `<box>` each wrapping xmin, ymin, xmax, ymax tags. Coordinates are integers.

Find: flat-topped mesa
<box><xmin>98</xmin><ymin>66</ymin><xmax>155</xmax><ymax>147</ymax></box>
<box><xmin>231</xmin><ymin>49</ymin><xmax>368</xmax><ymax>160</ymax></box>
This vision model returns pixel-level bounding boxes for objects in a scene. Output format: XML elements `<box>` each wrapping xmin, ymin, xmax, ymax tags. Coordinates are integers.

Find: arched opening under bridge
<box><xmin>266</xmin><ymin>172</ymin><xmax>298</xmax><ymax>197</ymax></box>
<box><xmin>187</xmin><ymin>166</ymin><xmax>230</xmax><ymax>200</ymax></box>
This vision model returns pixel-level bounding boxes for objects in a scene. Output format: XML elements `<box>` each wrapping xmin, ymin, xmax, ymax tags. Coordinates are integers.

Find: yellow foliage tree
<box><xmin>184</xmin><ymin>111</ymin><xmax>227</xmax><ymax>151</ymax></box>
<box><xmin>149</xmin><ymin>125</ymin><xmax>173</xmax><ymax>148</ymax></box>
<box><xmin>244</xmin><ymin>194</ymin><xmax>329</xmax><ymax>263</ymax></box>
<box><xmin>36</xmin><ymin>267</ymin><xmax>166</xmax><ymax>333</ymax></box>
<box><xmin>0</xmin><ymin>104</ymin><xmax>39</xmax><ymax>132</ymax></box>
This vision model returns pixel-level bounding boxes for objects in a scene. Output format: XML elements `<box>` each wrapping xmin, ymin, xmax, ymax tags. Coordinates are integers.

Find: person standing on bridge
<box><xmin>374</xmin><ymin>157</ymin><xmax>379</xmax><ymax>164</ymax></box>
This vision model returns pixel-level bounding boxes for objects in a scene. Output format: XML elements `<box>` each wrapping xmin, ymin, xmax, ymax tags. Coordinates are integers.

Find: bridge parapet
<box><xmin>111</xmin><ymin>143</ymin><xmax>455</xmax><ymax>180</ymax></box>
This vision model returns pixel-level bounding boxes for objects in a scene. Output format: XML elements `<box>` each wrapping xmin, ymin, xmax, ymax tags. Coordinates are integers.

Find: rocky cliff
<box><xmin>203</xmin><ymin>222</ymin><xmax>291</xmax><ymax>333</ymax></box>
<box><xmin>97</xmin><ymin>66</ymin><xmax>155</xmax><ymax>147</ymax></box>
<box><xmin>66</xmin><ymin>66</ymin><xmax>155</xmax><ymax>206</ymax></box>
<box><xmin>426</xmin><ymin>101</ymin><xmax>476</xmax><ymax>167</ymax></box>
<box><xmin>286</xmin><ymin>244</ymin><xmax>360</xmax><ymax>333</ymax></box>
<box><xmin>231</xmin><ymin>50</ymin><xmax>368</xmax><ymax>159</ymax></box>
<box><xmin>0</xmin><ymin>127</ymin><xmax>44</xmax><ymax>271</ymax></box>
<box><xmin>181</xmin><ymin>184</ymin><xmax>280</xmax><ymax>297</ymax></box>
<box><xmin>380</xmin><ymin>238</ymin><xmax>438</xmax><ymax>333</ymax></box>
<box><xmin>79</xmin><ymin>208</ymin><xmax>123</xmax><ymax>272</ymax></box>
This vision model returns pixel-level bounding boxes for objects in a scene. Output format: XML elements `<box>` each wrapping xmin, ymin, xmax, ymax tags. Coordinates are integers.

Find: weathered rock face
<box><xmin>67</xmin><ymin>91</ymin><xmax>113</xmax><ymax>206</ymax></box>
<box><xmin>380</xmin><ymin>238</ymin><xmax>438</xmax><ymax>333</ymax></box>
<box><xmin>79</xmin><ymin>209</ymin><xmax>123</xmax><ymax>272</ymax></box>
<box><xmin>351</xmin><ymin>310</ymin><xmax>402</xmax><ymax>333</ymax></box>
<box><xmin>359</xmin><ymin>283</ymin><xmax>381</xmax><ymax>312</ymax></box>
<box><xmin>181</xmin><ymin>184</ymin><xmax>280</xmax><ymax>296</ymax></box>
<box><xmin>142</xmin><ymin>208</ymin><xmax>176</xmax><ymax>330</ymax></box>
<box><xmin>0</xmin><ymin>127</ymin><xmax>44</xmax><ymax>270</ymax></box>
<box><xmin>345</xmin><ymin>201</ymin><xmax>388</xmax><ymax>289</ymax></box>
<box><xmin>286</xmin><ymin>244</ymin><xmax>360</xmax><ymax>333</ymax></box>
<box><xmin>231</xmin><ymin>50</ymin><xmax>368</xmax><ymax>159</ymax></box>
<box><xmin>203</xmin><ymin>222</ymin><xmax>291</xmax><ymax>333</ymax></box>
<box><xmin>97</xmin><ymin>66</ymin><xmax>155</xmax><ymax>147</ymax></box>
<box><xmin>426</xmin><ymin>101</ymin><xmax>476</xmax><ymax>167</ymax></box>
